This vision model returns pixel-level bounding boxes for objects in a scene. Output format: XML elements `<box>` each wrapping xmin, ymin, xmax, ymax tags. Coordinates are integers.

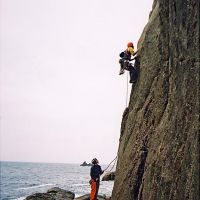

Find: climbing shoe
<box><xmin>119</xmin><ymin>69</ymin><xmax>124</xmax><ymax>75</ymax></box>
<box><xmin>130</xmin><ymin>79</ymin><xmax>136</xmax><ymax>83</ymax></box>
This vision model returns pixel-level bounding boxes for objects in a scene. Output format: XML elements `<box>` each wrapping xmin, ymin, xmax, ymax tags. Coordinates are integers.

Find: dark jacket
<box><xmin>119</xmin><ymin>50</ymin><xmax>131</xmax><ymax>61</ymax></box>
<box><xmin>90</xmin><ymin>164</ymin><xmax>103</xmax><ymax>182</ymax></box>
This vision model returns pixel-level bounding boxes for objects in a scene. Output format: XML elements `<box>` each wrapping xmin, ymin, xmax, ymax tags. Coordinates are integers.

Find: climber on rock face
<box><xmin>119</xmin><ymin>42</ymin><xmax>138</xmax><ymax>83</ymax></box>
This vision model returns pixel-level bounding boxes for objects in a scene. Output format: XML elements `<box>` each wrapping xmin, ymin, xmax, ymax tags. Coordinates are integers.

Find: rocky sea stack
<box><xmin>112</xmin><ymin>0</ymin><xmax>199</xmax><ymax>199</ymax></box>
<box><xmin>80</xmin><ymin>161</ymin><xmax>92</xmax><ymax>166</ymax></box>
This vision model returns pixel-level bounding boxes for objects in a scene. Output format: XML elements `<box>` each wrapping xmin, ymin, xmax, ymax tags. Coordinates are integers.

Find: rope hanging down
<box><xmin>104</xmin><ymin>156</ymin><xmax>118</xmax><ymax>172</ymax></box>
<box><xmin>108</xmin><ymin>156</ymin><xmax>117</xmax><ymax>172</ymax></box>
<box><xmin>126</xmin><ymin>72</ymin><xmax>129</xmax><ymax>107</ymax></box>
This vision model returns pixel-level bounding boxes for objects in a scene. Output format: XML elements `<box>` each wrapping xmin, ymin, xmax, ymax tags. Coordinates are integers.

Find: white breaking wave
<box><xmin>16</xmin><ymin>183</ymin><xmax>55</xmax><ymax>190</ymax></box>
<box><xmin>15</xmin><ymin>197</ymin><xmax>26</xmax><ymax>200</ymax></box>
<box><xmin>73</xmin><ymin>183</ymin><xmax>89</xmax><ymax>186</ymax></box>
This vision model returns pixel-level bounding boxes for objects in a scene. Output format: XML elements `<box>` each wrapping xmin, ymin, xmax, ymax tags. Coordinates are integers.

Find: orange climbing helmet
<box><xmin>127</xmin><ymin>42</ymin><xmax>134</xmax><ymax>48</ymax></box>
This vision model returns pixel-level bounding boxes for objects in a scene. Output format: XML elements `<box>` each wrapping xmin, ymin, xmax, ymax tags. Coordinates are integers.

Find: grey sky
<box><xmin>0</xmin><ymin>0</ymin><xmax>153</xmax><ymax>164</ymax></box>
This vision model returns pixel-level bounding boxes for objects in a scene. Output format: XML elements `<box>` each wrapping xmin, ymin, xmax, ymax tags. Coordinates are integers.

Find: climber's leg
<box><xmin>129</xmin><ymin>66</ymin><xmax>138</xmax><ymax>83</ymax></box>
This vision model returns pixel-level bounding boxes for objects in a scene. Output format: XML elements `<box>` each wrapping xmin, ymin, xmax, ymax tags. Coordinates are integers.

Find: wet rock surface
<box><xmin>112</xmin><ymin>0</ymin><xmax>199</xmax><ymax>199</ymax></box>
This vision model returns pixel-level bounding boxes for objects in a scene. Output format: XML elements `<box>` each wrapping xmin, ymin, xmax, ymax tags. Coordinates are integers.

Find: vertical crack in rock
<box><xmin>132</xmin><ymin>141</ymin><xmax>148</xmax><ymax>200</ymax></box>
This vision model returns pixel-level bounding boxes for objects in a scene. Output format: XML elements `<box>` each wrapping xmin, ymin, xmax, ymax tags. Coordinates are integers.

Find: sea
<box><xmin>0</xmin><ymin>161</ymin><xmax>114</xmax><ymax>200</ymax></box>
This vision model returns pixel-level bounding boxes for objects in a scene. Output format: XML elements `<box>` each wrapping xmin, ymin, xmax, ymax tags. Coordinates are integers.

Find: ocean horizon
<box><xmin>0</xmin><ymin>161</ymin><xmax>114</xmax><ymax>200</ymax></box>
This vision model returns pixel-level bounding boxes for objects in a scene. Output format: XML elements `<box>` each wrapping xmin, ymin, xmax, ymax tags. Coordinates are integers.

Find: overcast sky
<box><xmin>0</xmin><ymin>0</ymin><xmax>153</xmax><ymax>164</ymax></box>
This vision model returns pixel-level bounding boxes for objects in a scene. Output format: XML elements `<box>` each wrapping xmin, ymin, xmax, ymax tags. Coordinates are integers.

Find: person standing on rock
<box><xmin>90</xmin><ymin>158</ymin><xmax>104</xmax><ymax>200</ymax></box>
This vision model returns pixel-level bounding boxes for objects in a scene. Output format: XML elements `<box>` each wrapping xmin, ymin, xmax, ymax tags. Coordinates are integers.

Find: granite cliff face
<box><xmin>112</xmin><ymin>0</ymin><xmax>199</xmax><ymax>199</ymax></box>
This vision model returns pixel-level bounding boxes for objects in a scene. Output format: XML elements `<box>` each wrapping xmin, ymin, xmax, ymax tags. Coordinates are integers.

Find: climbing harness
<box><xmin>104</xmin><ymin>156</ymin><xmax>118</xmax><ymax>172</ymax></box>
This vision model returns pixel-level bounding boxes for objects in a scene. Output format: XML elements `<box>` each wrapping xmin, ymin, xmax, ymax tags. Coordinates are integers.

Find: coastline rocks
<box><xmin>25</xmin><ymin>187</ymin><xmax>75</xmax><ymax>200</ymax></box>
<box><xmin>25</xmin><ymin>187</ymin><xmax>111</xmax><ymax>200</ymax></box>
<box><xmin>80</xmin><ymin>161</ymin><xmax>92</xmax><ymax>166</ymax></box>
<box><xmin>102</xmin><ymin>172</ymin><xmax>115</xmax><ymax>181</ymax></box>
<box><xmin>75</xmin><ymin>194</ymin><xmax>111</xmax><ymax>200</ymax></box>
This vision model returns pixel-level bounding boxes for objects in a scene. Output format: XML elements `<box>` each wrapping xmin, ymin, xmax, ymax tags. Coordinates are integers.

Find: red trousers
<box><xmin>90</xmin><ymin>179</ymin><xmax>99</xmax><ymax>200</ymax></box>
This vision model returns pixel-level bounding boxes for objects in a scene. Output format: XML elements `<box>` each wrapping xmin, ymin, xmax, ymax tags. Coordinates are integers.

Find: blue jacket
<box><xmin>90</xmin><ymin>164</ymin><xmax>103</xmax><ymax>182</ymax></box>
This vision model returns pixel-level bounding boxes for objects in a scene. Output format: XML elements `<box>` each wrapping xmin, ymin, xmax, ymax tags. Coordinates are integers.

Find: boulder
<box><xmin>25</xmin><ymin>187</ymin><xmax>75</xmax><ymax>200</ymax></box>
<box><xmin>75</xmin><ymin>194</ymin><xmax>111</xmax><ymax>200</ymax></box>
<box><xmin>102</xmin><ymin>172</ymin><xmax>115</xmax><ymax>181</ymax></box>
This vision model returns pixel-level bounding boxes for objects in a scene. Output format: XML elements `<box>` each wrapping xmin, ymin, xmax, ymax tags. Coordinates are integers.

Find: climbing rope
<box><xmin>126</xmin><ymin>71</ymin><xmax>129</xmax><ymax>107</ymax></box>
<box><xmin>104</xmin><ymin>156</ymin><xmax>118</xmax><ymax>172</ymax></box>
<box><xmin>107</xmin><ymin>156</ymin><xmax>117</xmax><ymax>172</ymax></box>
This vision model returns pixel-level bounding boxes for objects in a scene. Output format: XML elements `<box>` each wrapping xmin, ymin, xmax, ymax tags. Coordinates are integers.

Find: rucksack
<box><xmin>119</xmin><ymin>52</ymin><xmax>125</xmax><ymax>58</ymax></box>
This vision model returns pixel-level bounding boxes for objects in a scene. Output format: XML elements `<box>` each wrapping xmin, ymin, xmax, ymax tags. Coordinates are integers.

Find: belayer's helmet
<box><xmin>91</xmin><ymin>158</ymin><xmax>99</xmax><ymax>165</ymax></box>
<box><xmin>127</xmin><ymin>42</ymin><xmax>134</xmax><ymax>48</ymax></box>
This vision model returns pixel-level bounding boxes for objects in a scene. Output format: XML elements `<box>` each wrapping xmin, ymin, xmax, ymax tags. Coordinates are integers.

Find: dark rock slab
<box><xmin>25</xmin><ymin>187</ymin><xmax>75</xmax><ymax>200</ymax></box>
<box><xmin>102</xmin><ymin>172</ymin><xmax>115</xmax><ymax>181</ymax></box>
